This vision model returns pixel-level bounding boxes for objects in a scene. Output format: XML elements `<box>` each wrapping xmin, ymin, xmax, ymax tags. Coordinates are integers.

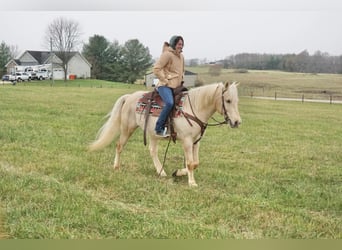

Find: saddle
<box><xmin>136</xmin><ymin>85</ymin><xmax>188</xmax><ymax>145</ymax></box>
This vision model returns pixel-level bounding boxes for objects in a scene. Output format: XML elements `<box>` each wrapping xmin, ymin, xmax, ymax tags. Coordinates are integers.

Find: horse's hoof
<box><xmin>172</xmin><ymin>170</ymin><xmax>178</xmax><ymax>177</ymax></box>
<box><xmin>158</xmin><ymin>171</ymin><xmax>167</xmax><ymax>177</ymax></box>
<box><xmin>189</xmin><ymin>182</ymin><xmax>198</xmax><ymax>187</ymax></box>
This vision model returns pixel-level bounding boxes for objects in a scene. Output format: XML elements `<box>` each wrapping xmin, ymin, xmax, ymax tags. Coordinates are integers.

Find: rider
<box><xmin>153</xmin><ymin>35</ymin><xmax>185</xmax><ymax>137</ymax></box>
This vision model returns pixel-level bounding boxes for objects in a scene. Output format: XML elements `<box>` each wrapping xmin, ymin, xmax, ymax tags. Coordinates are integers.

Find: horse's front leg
<box><xmin>149</xmin><ymin>137</ymin><xmax>167</xmax><ymax>177</ymax></box>
<box><xmin>182</xmin><ymin>139</ymin><xmax>199</xmax><ymax>187</ymax></box>
<box><xmin>172</xmin><ymin>142</ymin><xmax>200</xmax><ymax>178</ymax></box>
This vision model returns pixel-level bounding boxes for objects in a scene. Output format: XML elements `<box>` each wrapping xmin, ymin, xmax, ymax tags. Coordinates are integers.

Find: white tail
<box><xmin>88</xmin><ymin>94</ymin><xmax>129</xmax><ymax>151</ymax></box>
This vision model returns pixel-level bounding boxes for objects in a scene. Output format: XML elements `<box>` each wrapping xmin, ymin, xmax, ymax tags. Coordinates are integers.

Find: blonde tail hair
<box><xmin>88</xmin><ymin>94</ymin><xmax>130</xmax><ymax>151</ymax></box>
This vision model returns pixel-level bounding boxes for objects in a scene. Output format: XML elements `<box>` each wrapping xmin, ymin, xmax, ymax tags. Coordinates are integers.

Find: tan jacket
<box><xmin>153</xmin><ymin>42</ymin><xmax>184</xmax><ymax>89</ymax></box>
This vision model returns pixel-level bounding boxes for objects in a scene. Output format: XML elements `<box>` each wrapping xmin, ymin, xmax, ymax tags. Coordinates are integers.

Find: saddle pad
<box><xmin>136</xmin><ymin>94</ymin><xmax>186</xmax><ymax>117</ymax></box>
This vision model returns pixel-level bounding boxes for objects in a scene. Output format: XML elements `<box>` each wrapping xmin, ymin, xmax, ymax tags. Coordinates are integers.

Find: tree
<box><xmin>102</xmin><ymin>40</ymin><xmax>125</xmax><ymax>82</ymax></box>
<box><xmin>120</xmin><ymin>39</ymin><xmax>153</xmax><ymax>83</ymax></box>
<box><xmin>0</xmin><ymin>41</ymin><xmax>11</xmax><ymax>75</ymax></box>
<box><xmin>0</xmin><ymin>41</ymin><xmax>19</xmax><ymax>76</ymax></box>
<box><xmin>82</xmin><ymin>35</ymin><xmax>111</xmax><ymax>79</ymax></box>
<box><xmin>188</xmin><ymin>58</ymin><xmax>199</xmax><ymax>67</ymax></box>
<box><xmin>83</xmin><ymin>38</ymin><xmax>125</xmax><ymax>82</ymax></box>
<box><xmin>83</xmin><ymin>37</ymin><xmax>152</xmax><ymax>83</ymax></box>
<box><xmin>45</xmin><ymin>17</ymin><xmax>82</xmax><ymax>81</ymax></box>
<box><xmin>295</xmin><ymin>50</ymin><xmax>310</xmax><ymax>72</ymax></box>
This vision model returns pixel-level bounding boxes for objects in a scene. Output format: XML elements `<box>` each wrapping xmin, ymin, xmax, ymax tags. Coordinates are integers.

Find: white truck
<box><xmin>16</xmin><ymin>72</ymin><xmax>31</xmax><ymax>81</ymax></box>
<box><xmin>35</xmin><ymin>69</ymin><xmax>51</xmax><ymax>80</ymax></box>
<box><xmin>23</xmin><ymin>65</ymin><xmax>52</xmax><ymax>80</ymax></box>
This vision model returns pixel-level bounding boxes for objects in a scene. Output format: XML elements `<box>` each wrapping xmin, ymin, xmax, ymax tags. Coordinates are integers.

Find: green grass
<box><xmin>0</xmin><ymin>77</ymin><xmax>341</xmax><ymax>239</ymax></box>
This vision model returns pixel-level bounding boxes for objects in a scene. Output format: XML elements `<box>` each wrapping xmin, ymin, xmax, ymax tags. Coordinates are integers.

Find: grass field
<box><xmin>188</xmin><ymin>67</ymin><xmax>342</xmax><ymax>101</ymax></box>
<box><xmin>0</xmin><ymin>75</ymin><xmax>341</xmax><ymax>239</ymax></box>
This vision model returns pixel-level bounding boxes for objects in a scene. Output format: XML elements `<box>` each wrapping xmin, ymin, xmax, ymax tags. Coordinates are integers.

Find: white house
<box><xmin>5</xmin><ymin>50</ymin><xmax>91</xmax><ymax>80</ymax></box>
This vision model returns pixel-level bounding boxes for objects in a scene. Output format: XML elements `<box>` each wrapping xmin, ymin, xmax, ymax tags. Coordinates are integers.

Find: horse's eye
<box><xmin>226</xmin><ymin>99</ymin><xmax>231</xmax><ymax>104</ymax></box>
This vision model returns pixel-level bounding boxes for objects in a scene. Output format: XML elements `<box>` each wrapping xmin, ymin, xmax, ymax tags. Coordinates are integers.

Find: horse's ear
<box><xmin>233</xmin><ymin>81</ymin><xmax>240</xmax><ymax>87</ymax></box>
<box><xmin>224</xmin><ymin>81</ymin><xmax>230</xmax><ymax>89</ymax></box>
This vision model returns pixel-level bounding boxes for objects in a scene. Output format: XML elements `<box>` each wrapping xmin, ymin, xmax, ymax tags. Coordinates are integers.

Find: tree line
<box><xmin>216</xmin><ymin>50</ymin><xmax>342</xmax><ymax>74</ymax></box>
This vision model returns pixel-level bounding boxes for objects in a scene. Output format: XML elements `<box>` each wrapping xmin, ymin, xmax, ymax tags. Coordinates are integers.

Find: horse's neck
<box><xmin>186</xmin><ymin>84</ymin><xmax>220</xmax><ymax>122</ymax></box>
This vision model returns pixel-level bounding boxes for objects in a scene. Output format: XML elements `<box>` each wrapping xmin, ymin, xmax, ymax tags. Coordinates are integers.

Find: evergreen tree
<box><xmin>82</xmin><ymin>35</ymin><xmax>111</xmax><ymax>79</ymax></box>
<box><xmin>83</xmin><ymin>37</ymin><xmax>152</xmax><ymax>83</ymax></box>
<box><xmin>0</xmin><ymin>41</ymin><xmax>11</xmax><ymax>75</ymax></box>
<box><xmin>120</xmin><ymin>39</ymin><xmax>153</xmax><ymax>83</ymax></box>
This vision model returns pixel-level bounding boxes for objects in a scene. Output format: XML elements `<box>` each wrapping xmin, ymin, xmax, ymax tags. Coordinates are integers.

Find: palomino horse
<box><xmin>89</xmin><ymin>82</ymin><xmax>241</xmax><ymax>187</ymax></box>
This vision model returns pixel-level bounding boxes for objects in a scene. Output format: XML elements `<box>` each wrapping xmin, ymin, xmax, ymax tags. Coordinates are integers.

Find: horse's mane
<box><xmin>188</xmin><ymin>82</ymin><xmax>223</xmax><ymax>108</ymax></box>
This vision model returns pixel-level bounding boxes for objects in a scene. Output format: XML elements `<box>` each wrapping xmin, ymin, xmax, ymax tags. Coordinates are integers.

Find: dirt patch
<box><xmin>1</xmin><ymin>81</ymin><xmax>15</xmax><ymax>85</ymax></box>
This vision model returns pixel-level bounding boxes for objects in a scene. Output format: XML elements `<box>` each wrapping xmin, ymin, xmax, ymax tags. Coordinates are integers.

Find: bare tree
<box><xmin>9</xmin><ymin>45</ymin><xmax>19</xmax><ymax>59</ymax></box>
<box><xmin>45</xmin><ymin>17</ymin><xmax>82</xmax><ymax>81</ymax></box>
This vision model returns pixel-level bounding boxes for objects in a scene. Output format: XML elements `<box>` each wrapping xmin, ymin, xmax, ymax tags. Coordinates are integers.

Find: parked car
<box><xmin>14</xmin><ymin>72</ymin><xmax>31</xmax><ymax>82</ymax></box>
<box><xmin>2</xmin><ymin>74</ymin><xmax>10</xmax><ymax>81</ymax></box>
<box><xmin>2</xmin><ymin>75</ymin><xmax>15</xmax><ymax>82</ymax></box>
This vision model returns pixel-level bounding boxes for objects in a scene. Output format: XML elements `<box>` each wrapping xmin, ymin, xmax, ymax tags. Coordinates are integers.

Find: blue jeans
<box><xmin>155</xmin><ymin>86</ymin><xmax>174</xmax><ymax>132</ymax></box>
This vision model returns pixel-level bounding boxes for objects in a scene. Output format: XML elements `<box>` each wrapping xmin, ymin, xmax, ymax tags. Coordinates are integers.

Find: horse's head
<box><xmin>220</xmin><ymin>81</ymin><xmax>242</xmax><ymax>128</ymax></box>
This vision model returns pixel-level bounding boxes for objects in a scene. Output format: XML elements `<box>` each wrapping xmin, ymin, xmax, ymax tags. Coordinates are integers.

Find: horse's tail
<box><xmin>88</xmin><ymin>94</ymin><xmax>130</xmax><ymax>151</ymax></box>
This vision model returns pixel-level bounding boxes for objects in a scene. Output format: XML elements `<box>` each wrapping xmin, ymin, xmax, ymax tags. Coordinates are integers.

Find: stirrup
<box><xmin>155</xmin><ymin>127</ymin><xmax>170</xmax><ymax>138</ymax></box>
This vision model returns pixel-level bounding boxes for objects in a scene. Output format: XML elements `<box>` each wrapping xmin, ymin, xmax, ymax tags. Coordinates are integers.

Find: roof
<box><xmin>5</xmin><ymin>59</ymin><xmax>21</xmax><ymax>67</ymax></box>
<box><xmin>26</xmin><ymin>50</ymin><xmax>52</xmax><ymax>64</ymax></box>
<box><xmin>10</xmin><ymin>50</ymin><xmax>91</xmax><ymax>67</ymax></box>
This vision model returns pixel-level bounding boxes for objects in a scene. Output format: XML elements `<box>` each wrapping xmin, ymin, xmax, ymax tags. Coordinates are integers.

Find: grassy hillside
<box><xmin>0</xmin><ymin>81</ymin><xmax>341</xmax><ymax>238</ymax></box>
<box><xmin>187</xmin><ymin>67</ymin><xmax>342</xmax><ymax>101</ymax></box>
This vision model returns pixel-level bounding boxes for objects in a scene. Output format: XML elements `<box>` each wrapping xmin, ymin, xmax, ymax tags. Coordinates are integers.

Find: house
<box><xmin>5</xmin><ymin>50</ymin><xmax>91</xmax><ymax>80</ymax></box>
<box><xmin>145</xmin><ymin>70</ymin><xmax>198</xmax><ymax>88</ymax></box>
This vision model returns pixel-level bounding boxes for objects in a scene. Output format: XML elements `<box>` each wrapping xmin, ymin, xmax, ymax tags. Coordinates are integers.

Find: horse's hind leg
<box><xmin>149</xmin><ymin>138</ymin><xmax>167</xmax><ymax>177</ymax></box>
<box><xmin>113</xmin><ymin>127</ymin><xmax>136</xmax><ymax>169</ymax></box>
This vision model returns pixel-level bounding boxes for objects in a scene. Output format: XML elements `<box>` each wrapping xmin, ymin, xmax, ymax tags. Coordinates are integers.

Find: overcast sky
<box><xmin>1</xmin><ymin>0</ymin><xmax>342</xmax><ymax>61</ymax></box>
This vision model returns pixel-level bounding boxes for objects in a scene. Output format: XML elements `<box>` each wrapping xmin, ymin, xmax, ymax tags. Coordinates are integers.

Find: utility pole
<box><xmin>50</xmin><ymin>38</ymin><xmax>54</xmax><ymax>85</ymax></box>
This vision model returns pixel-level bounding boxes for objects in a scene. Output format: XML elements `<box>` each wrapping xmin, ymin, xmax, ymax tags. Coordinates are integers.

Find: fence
<box><xmin>239</xmin><ymin>87</ymin><xmax>342</xmax><ymax>104</ymax></box>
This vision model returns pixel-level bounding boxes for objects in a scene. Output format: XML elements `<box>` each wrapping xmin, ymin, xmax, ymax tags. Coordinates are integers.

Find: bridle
<box><xmin>209</xmin><ymin>87</ymin><xmax>231</xmax><ymax>126</ymax></box>
<box><xmin>183</xmin><ymin>84</ymin><xmax>231</xmax><ymax>144</ymax></box>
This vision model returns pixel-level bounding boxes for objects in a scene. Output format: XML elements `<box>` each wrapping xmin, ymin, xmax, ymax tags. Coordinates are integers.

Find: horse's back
<box><xmin>121</xmin><ymin>91</ymin><xmax>148</xmax><ymax>107</ymax></box>
<box><xmin>120</xmin><ymin>90</ymin><xmax>150</xmax><ymax>126</ymax></box>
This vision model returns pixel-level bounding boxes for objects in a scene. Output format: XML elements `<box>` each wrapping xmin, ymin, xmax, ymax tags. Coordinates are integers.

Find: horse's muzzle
<box><xmin>230</xmin><ymin>120</ymin><xmax>241</xmax><ymax>128</ymax></box>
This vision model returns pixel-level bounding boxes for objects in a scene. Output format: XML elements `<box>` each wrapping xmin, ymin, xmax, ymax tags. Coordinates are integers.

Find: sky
<box><xmin>1</xmin><ymin>0</ymin><xmax>342</xmax><ymax>61</ymax></box>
